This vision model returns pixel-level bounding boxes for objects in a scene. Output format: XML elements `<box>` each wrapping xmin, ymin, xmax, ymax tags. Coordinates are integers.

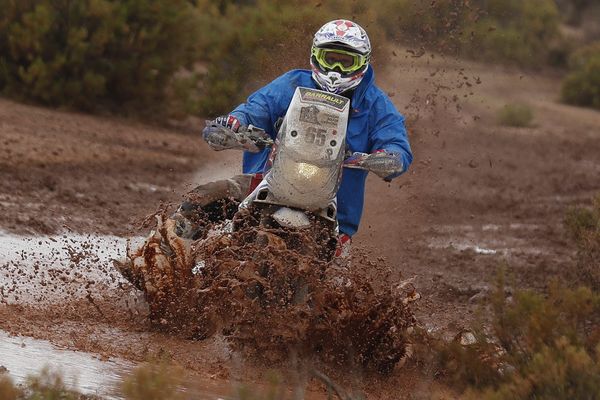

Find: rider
<box><xmin>119</xmin><ymin>20</ymin><xmax>412</xmax><ymax>283</ymax></box>
<box><xmin>201</xmin><ymin>19</ymin><xmax>412</xmax><ymax>257</ymax></box>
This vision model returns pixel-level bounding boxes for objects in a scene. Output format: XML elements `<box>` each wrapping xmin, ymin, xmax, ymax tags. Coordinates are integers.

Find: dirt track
<box><xmin>1</xmin><ymin>48</ymin><xmax>600</xmax><ymax>398</ymax></box>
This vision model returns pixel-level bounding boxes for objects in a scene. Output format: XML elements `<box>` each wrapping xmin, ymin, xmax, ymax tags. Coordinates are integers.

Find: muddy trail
<box><xmin>1</xmin><ymin>47</ymin><xmax>600</xmax><ymax>398</ymax></box>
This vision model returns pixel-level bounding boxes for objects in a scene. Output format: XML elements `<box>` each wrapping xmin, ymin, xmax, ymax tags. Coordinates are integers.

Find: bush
<box><xmin>497</xmin><ymin>103</ymin><xmax>534</xmax><ymax>127</ymax></box>
<box><xmin>372</xmin><ymin>0</ymin><xmax>561</xmax><ymax>66</ymax></box>
<box><xmin>565</xmin><ymin>195</ymin><xmax>600</xmax><ymax>291</ymax></box>
<box><xmin>433</xmin><ymin>272</ymin><xmax>600</xmax><ymax>399</ymax></box>
<box><xmin>194</xmin><ymin>0</ymin><xmax>329</xmax><ymax>115</ymax></box>
<box><xmin>0</xmin><ymin>367</ymin><xmax>81</xmax><ymax>400</ymax></box>
<box><xmin>0</xmin><ymin>0</ymin><xmax>202</xmax><ymax>116</ymax></box>
<box><xmin>0</xmin><ymin>0</ymin><xmax>569</xmax><ymax>118</ymax></box>
<box><xmin>465</xmin><ymin>0</ymin><xmax>561</xmax><ymax>66</ymax></box>
<box><xmin>121</xmin><ymin>362</ymin><xmax>183</xmax><ymax>400</ymax></box>
<box><xmin>561</xmin><ymin>42</ymin><xmax>600</xmax><ymax>110</ymax></box>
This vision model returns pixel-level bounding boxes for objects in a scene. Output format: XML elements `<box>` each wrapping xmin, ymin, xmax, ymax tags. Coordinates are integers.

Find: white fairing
<box><xmin>272</xmin><ymin>207</ymin><xmax>311</xmax><ymax>229</ymax></box>
<box><xmin>265</xmin><ymin>87</ymin><xmax>350</xmax><ymax>211</ymax></box>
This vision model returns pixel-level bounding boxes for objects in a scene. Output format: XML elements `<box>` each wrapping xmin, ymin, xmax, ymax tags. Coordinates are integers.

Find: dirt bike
<box><xmin>117</xmin><ymin>88</ymin><xmax>415</xmax><ymax>373</ymax></box>
<box><xmin>211</xmin><ymin>86</ymin><xmax>396</xmax><ymax>261</ymax></box>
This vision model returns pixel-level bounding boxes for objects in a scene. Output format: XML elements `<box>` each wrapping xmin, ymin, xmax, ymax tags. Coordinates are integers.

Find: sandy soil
<box><xmin>1</xmin><ymin>47</ymin><xmax>599</xmax><ymax>398</ymax></box>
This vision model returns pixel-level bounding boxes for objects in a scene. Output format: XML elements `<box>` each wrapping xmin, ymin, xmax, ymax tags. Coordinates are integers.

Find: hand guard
<box><xmin>345</xmin><ymin>150</ymin><xmax>404</xmax><ymax>182</ymax></box>
<box><xmin>203</xmin><ymin>115</ymin><xmax>273</xmax><ymax>153</ymax></box>
<box><xmin>203</xmin><ymin>115</ymin><xmax>243</xmax><ymax>151</ymax></box>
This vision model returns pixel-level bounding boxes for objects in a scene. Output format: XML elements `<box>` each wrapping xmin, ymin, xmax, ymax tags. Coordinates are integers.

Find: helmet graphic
<box><xmin>310</xmin><ymin>20</ymin><xmax>371</xmax><ymax>94</ymax></box>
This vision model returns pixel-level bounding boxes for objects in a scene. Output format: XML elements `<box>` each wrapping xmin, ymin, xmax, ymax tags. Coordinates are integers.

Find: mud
<box><xmin>127</xmin><ymin>207</ymin><xmax>417</xmax><ymax>375</ymax></box>
<box><xmin>0</xmin><ymin>44</ymin><xmax>599</xmax><ymax>398</ymax></box>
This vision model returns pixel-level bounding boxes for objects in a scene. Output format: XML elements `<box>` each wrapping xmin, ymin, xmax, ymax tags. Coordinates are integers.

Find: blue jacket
<box><xmin>231</xmin><ymin>67</ymin><xmax>412</xmax><ymax>236</ymax></box>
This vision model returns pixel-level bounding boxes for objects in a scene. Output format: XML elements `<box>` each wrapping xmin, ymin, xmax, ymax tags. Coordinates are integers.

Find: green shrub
<box><xmin>497</xmin><ymin>103</ymin><xmax>534</xmax><ymax>127</ymax></box>
<box><xmin>0</xmin><ymin>367</ymin><xmax>81</xmax><ymax>399</ymax></box>
<box><xmin>194</xmin><ymin>0</ymin><xmax>327</xmax><ymax>115</ymax></box>
<box><xmin>121</xmin><ymin>362</ymin><xmax>183</xmax><ymax>400</ymax></box>
<box><xmin>465</xmin><ymin>0</ymin><xmax>560</xmax><ymax>66</ymax></box>
<box><xmin>0</xmin><ymin>0</ymin><xmax>202</xmax><ymax>116</ymax></box>
<box><xmin>434</xmin><ymin>272</ymin><xmax>600</xmax><ymax>399</ymax></box>
<box><xmin>467</xmin><ymin>339</ymin><xmax>600</xmax><ymax>399</ymax></box>
<box><xmin>0</xmin><ymin>0</ymin><xmax>569</xmax><ymax>118</ymax></box>
<box><xmin>561</xmin><ymin>42</ymin><xmax>600</xmax><ymax>109</ymax></box>
<box><xmin>470</xmin><ymin>279</ymin><xmax>600</xmax><ymax>399</ymax></box>
<box><xmin>372</xmin><ymin>0</ymin><xmax>561</xmax><ymax>66</ymax></box>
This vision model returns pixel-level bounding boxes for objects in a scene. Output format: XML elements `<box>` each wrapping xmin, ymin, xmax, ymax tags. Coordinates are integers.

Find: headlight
<box><xmin>295</xmin><ymin>162</ymin><xmax>321</xmax><ymax>179</ymax></box>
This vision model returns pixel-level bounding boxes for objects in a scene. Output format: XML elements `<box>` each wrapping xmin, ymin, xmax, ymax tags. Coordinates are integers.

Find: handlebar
<box><xmin>236</xmin><ymin>126</ymin><xmax>370</xmax><ymax>170</ymax></box>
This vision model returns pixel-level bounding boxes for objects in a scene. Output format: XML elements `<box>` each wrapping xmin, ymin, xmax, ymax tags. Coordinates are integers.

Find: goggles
<box><xmin>312</xmin><ymin>47</ymin><xmax>367</xmax><ymax>73</ymax></box>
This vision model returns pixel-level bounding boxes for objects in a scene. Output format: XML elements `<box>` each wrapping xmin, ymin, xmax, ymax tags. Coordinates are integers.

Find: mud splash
<box><xmin>129</xmin><ymin>212</ymin><xmax>418</xmax><ymax>374</ymax></box>
<box><xmin>0</xmin><ymin>231</ymin><xmax>142</xmax><ymax>305</ymax></box>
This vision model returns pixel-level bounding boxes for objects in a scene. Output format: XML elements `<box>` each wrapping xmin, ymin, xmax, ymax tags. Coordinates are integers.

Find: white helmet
<box><xmin>310</xmin><ymin>20</ymin><xmax>371</xmax><ymax>94</ymax></box>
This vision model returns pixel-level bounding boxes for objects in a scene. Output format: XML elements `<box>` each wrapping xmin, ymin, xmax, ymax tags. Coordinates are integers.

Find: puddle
<box><xmin>0</xmin><ymin>330</ymin><xmax>133</xmax><ymax>398</ymax></box>
<box><xmin>126</xmin><ymin>182</ymin><xmax>172</xmax><ymax>193</ymax></box>
<box><xmin>0</xmin><ymin>231</ymin><xmax>143</xmax><ymax>304</ymax></box>
<box><xmin>426</xmin><ymin>223</ymin><xmax>549</xmax><ymax>256</ymax></box>
<box><xmin>428</xmin><ymin>238</ymin><xmax>498</xmax><ymax>255</ymax></box>
<box><xmin>0</xmin><ymin>330</ymin><xmax>237</xmax><ymax>399</ymax></box>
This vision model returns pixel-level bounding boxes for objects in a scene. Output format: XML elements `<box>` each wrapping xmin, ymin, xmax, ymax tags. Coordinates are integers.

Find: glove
<box><xmin>202</xmin><ymin>114</ymin><xmax>243</xmax><ymax>151</ymax></box>
<box><xmin>214</xmin><ymin>115</ymin><xmax>242</xmax><ymax>132</ymax></box>
<box><xmin>360</xmin><ymin>150</ymin><xmax>404</xmax><ymax>181</ymax></box>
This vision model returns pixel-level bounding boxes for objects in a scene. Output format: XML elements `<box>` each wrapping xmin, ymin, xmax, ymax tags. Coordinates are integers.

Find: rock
<box><xmin>459</xmin><ymin>331</ymin><xmax>477</xmax><ymax>346</ymax></box>
<box><xmin>0</xmin><ymin>365</ymin><xmax>8</xmax><ymax>374</ymax></box>
<box><xmin>469</xmin><ymin>285</ymin><xmax>490</xmax><ymax>303</ymax></box>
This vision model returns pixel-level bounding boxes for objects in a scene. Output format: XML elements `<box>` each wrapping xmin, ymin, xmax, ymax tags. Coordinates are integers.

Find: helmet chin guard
<box><xmin>311</xmin><ymin>67</ymin><xmax>367</xmax><ymax>95</ymax></box>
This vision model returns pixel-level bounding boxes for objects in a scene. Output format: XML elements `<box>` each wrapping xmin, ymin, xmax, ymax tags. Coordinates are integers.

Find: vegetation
<box><xmin>497</xmin><ymin>103</ymin><xmax>534</xmax><ymax>127</ymax></box>
<box><xmin>430</xmin><ymin>274</ymin><xmax>600</xmax><ymax>399</ymax></box>
<box><xmin>373</xmin><ymin>0</ymin><xmax>561</xmax><ymax>66</ymax></box>
<box><xmin>0</xmin><ymin>0</ymin><xmax>203</xmax><ymax>117</ymax></box>
<box><xmin>0</xmin><ymin>367</ymin><xmax>83</xmax><ymax>400</ymax></box>
<box><xmin>0</xmin><ymin>0</ymin><xmax>579</xmax><ymax>118</ymax></box>
<box><xmin>192</xmin><ymin>0</ymin><xmax>330</xmax><ymax>116</ymax></box>
<box><xmin>0</xmin><ymin>363</ymin><xmax>357</xmax><ymax>400</ymax></box>
<box><xmin>121</xmin><ymin>362</ymin><xmax>183</xmax><ymax>400</ymax></box>
<box><xmin>430</xmin><ymin>197</ymin><xmax>600</xmax><ymax>399</ymax></box>
<box><xmin>565</xmin><ymin>195</ymin><xmax>600</xmax><ymax>291</ymax></box>
<box><xmin>561</xmin><ymin>42</ymin><xmax>600</xmax><ymax>110</ymax></box>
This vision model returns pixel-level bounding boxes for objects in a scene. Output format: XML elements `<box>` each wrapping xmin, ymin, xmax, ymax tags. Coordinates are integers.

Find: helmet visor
<box><xmin>312</xmin><ymin>47</ymin><xmax>367</xmax><ymax>73</ymax></box>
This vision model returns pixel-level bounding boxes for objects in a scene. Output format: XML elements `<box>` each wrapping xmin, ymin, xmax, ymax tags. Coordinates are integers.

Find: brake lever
<box><xmin>234</xmin><ymin>125</ymin><xmax>274</xmax><ymax>153</ymax></box>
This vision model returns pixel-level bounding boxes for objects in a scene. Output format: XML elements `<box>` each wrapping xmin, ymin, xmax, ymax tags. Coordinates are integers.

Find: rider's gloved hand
<box><xmin>202</xmin><ymin>115</ymin><xmax>243</xmax><ymax>151</ymax></box>
<box><xmin>214</xmin><ymin>115</ymin><xmax>242</xmax><ymax>132</ymax></box>
<box><xmin>362</xmin><ymin>150</ymin><xmax>404</xmax><ymax>182</ymax></box>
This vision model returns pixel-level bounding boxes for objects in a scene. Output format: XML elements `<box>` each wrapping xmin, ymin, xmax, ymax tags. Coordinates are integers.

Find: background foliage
<box><xmin>561</xmin><ymin>42</ymin><xmax>600</xmax><ymax>109</ymax></box>
<box><xmin>0</xmin><ymin>0</ymin><xmax>597</xmax><ymax>117</ymax></box>
<box><xmin>0</xmin><ymin>0</ymin><xmax>202</xmax><ymax>115</ymax></box>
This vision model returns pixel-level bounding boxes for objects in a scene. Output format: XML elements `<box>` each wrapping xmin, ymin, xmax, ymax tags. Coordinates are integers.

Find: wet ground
<box><xmin>1</xmin><ymin>47</ymin><xmax>599</xmax><ymax>398</ymax></box>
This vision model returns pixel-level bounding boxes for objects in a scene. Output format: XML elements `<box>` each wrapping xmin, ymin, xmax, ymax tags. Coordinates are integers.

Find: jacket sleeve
<box><xmin>230</xmin><ymin>72</ymin><xmax>297</xmax><ymax>139</ymax></box>
<box><xmin>368</xmin><ymin>92</ymin><xmax>413</xmax><ymax>178</ymax></box>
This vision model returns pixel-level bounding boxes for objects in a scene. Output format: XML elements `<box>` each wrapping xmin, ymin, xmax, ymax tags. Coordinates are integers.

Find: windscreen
<box><xmin>266</xmin><ymin>87</ymin><xmax>350</xmax><ymax>210</ymax></box>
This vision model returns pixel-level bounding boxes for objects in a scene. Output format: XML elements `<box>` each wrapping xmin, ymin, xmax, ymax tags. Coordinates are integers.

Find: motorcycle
<box><xmin>211</xmin><ymin>86</ymin><xmax>399</xmax><ymax>260</ymax></box>
<box><xmin>116</xmin><ymin>87</ymin><xmax>415</xmax><ymax>372</ymax></box>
